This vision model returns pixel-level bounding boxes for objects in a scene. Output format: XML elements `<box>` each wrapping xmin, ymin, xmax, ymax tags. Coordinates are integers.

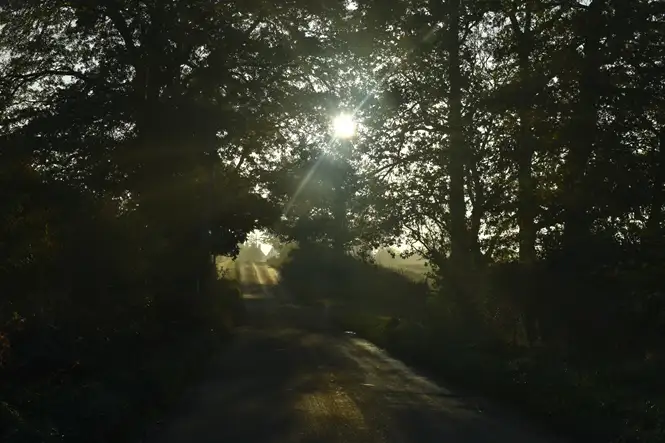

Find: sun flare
<box><xmin>332</xmin><ymin>113</ymin><xmax>356</xmax><ymax>139</ymax></box>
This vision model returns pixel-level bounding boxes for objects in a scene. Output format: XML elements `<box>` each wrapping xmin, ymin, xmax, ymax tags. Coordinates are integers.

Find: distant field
<box><xmin>377</xmin><ymin>261</ymin><xmax>429</xmax><ymax>282</ymax></box>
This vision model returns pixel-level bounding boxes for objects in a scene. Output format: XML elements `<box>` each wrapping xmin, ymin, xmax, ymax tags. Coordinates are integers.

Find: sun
<box><xmin>332</xmin><ymin>113</ymin><xmax>356</xmax><ymax>139</ymax></box>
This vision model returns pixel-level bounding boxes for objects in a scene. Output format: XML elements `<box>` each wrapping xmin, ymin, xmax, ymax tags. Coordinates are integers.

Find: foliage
<box><xmin>332</xmin><ymin>0</ymin><xmax>665</xmax><ymax>357</ymax></box>
<box><xmin>0</xmin><ymin>258</ymin><xmax>243</xmax><ymax>443</ymax></box>
<box><xmin>236</xmin><ymin>242</ymin><xmax>267</xmax><ymax>263</ymax></box>
<box><xmin>0</xmin><ymin>0</ymin><xmax>350</xmax><ymax>441</ymax></box>
<box><xmin>278</xmin><ymin>243</ymin><xmax>429</xmax><ymax>318</ymax></box>
<box><xmin>269</xmin><ymin>146</ymin><xmax>386</xmax><ymax>252</ymax></box>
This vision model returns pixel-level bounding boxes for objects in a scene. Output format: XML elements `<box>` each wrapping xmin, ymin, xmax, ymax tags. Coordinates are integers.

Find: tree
<box><xmin>0</xmin><ymin>0</ymin><xmax>356</xmax><ymax>279</ymax></box>
<box><xmin>270</xmin><ymin>146</ymin><xmax>364</xmax><ymax>251</ymax></box>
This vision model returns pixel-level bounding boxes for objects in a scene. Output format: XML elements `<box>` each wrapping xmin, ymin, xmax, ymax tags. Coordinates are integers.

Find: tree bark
<box><xmin>561</xmin><ymin>0</ymin><xmax>606</xmax><ymax>255</ymax></box>
<box><xmin>510</xmin><ymin>3</ymin><xmax>541</xmax><ymax>345</ymax></box>
<box><xmin>446</xmin><ymin>0</ymin><xmax>469</xmax><ymax>266</ymax></box>
<box><xmin>510</xmin><ymin>4</ymin><xmax>538</xmax><ymax>266</ymax></box>
<box><xmin>646</xmin><ymin>127</ymin><xmax>665</xmax><ymax>238</ymax></box>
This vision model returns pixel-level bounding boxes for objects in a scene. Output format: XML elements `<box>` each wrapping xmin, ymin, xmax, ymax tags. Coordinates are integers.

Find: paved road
<box><xmin>145</xmin><ymin>262</ymin><xmax>563</xmax><ymax>443</ymax></box>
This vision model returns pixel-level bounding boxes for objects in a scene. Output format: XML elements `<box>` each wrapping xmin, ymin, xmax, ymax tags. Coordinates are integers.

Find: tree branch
<box><xmin>11</xmin><ymin>69</ymin><xmax>91</xmax><ymax>83</ymax></box>
<box><xmin>4</xmin><ymin>68</ymin><xmax>98</xmax><ymax>99</ymax></box>
<box><xmin>101</xmin><ymin>5</ymin><xmax>139</xmax><ymax>60</ymax></box>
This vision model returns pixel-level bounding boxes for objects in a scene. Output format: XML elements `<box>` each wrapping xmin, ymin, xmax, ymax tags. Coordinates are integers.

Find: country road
<box><xmin>145</xmin><ymin>262</ymin><xmax>564</xmax><ymax>443</ymax></box>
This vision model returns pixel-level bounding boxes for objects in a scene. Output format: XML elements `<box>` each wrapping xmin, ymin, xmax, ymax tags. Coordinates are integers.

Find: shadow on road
<box><xmin>148</xmin><ymin>328</ymin><xmax>368</xmax><ymax>443</ymax></box>
<box><xmin>145</xmin><ymin>261</ymin><xmax>562</xmax><ymax>443</ymax></box>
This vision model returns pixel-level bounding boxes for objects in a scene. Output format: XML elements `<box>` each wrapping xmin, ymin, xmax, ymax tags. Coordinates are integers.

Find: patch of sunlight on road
<box><xmin>345</xmin><ymin>338</ymin><xmax>451</xmax><ymax>402</ymax></box>
<box><xmin>237</xmin><ymin>263</ymin><xmax>250</xmax><ymax>283</ymax></box>
<box><xmin>347</xmin><ymin>338</ymin><xmax>445</xmax><ymax>395</ymax></box>
<box><xmin>262</xmin><ymin>266</ymin><xmax>280</xmax><ymax>285</ymax></box>
<box><xmin>252</xmin><ymin>263</ymin><xmax>265</xmax><ymax>285</ymax></box>
<box><xmin>336</xmin><ymin>338</ymin><xmax>478</xmax><ymax>419</ymax></box>
<box><xmin>250</xmin><ymin>262</ymin><xmax>279</xmax><ymax>286</ymax></box>
<box><xmin>294</xmin><ymin>389</ymin><xmax>369</xmax><ymax>438</ymax></box>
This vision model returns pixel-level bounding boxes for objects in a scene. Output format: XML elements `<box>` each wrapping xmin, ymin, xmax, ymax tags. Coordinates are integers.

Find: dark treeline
<box><xmin>1</xmin><ymin>0</ymin><xmax>664</xmax><ymax>442</ymax></box>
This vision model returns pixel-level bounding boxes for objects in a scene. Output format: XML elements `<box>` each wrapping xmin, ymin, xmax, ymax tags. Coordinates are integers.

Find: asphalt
<box><xmin>144</xmin><ymin>262</ymin><xmax>564</xmax><ymax>443</ymax></box>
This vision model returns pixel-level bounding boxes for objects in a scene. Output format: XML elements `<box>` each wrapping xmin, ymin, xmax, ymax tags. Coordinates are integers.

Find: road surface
<box><xmin>145</xmin><ymin>262</ymin><xmax>563</xmax><ymax>443</ymax></box>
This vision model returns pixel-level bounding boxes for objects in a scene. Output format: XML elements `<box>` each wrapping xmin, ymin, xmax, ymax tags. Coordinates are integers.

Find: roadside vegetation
<box><xmin>274</xmin><ymin>244</ymin><xmax>665</xmax><ymax>443</ymax></box>
<box><xmin>1</xmin><ymin>240</ymin><xmax>243</xmax><ymax>442</ymax></box>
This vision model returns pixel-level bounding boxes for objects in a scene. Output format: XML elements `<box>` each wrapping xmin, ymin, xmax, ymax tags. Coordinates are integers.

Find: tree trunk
<box><xmin>646</xmin><ymin>127</ymin><xmax>665</xmax><ymax>238</ymax></box>
<box><xmin>468</xmin><ymin>160</ymin><xmax>486</xmax><ymax>265</ymax></box>
<box><xmin>510</xmin><ymin>5</ymin><xmax>537</xmax><ymax>266</ymax></box>
<box><xmin>510</xmin><ymin>4</ymin><xmax>540</xmax><ymax>345</ymax></box>
<box><xmin>446</xmin><ymin>0</ymin><xmax>468</xmax><ymax>266</ymax></box>
<box><xmin>561</xmin><ymin>0</ymin><xmax>606</xmax><ymax>255</ymax></box>
<box><xmin>332</xmin><ymin>193</ymin><xmax>348</xmax><ymax>252</ymax></box>
<box><xmin>332</xmin><ymin>155</ymin><xmax>351</xmax><ymax>253</ymax></box>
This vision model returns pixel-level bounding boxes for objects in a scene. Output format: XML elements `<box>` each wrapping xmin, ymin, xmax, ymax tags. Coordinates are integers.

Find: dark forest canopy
<box><xmin>3</xmin><ymin>0</ymin><xmax>662</xmax><ymax>269</ymax></box>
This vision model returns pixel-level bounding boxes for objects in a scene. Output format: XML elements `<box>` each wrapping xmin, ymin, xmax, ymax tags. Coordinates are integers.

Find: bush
<box><xmin>1</xmin><ymin>255</ymin><xmax>244</xmax><ymax>443</ymax></box>
<box><xmin>279</xmin><ymin>244</ymin><xmax>429</xmax><ymax>317</ymax></box>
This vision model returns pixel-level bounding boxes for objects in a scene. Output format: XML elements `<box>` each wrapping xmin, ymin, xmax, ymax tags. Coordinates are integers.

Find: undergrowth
<box><xmin>1</xmin><ymin>266</ymin><xmax>245</xmax><ymax>443</ymax></box>
<box><xmin>277</xmin><ymin>244</ymin><xmax>665</xmax><ymax>443</ymax></box>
